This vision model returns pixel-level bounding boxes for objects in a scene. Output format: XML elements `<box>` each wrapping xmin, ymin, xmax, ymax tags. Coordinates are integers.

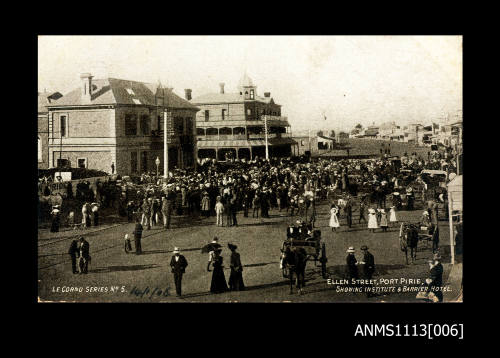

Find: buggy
<box><xmin>280</xmin><ymin>228</ymin><xmax>328</xmax><ymax>279</ymax></box>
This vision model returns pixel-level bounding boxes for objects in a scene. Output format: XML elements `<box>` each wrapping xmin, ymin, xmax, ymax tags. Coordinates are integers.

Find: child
<box><xmin>215</xmin><ymin>196</ymin><xmax>224</xmax><ymax>227</ymax></box>
<box><xmin>124</xmin><ymin>233</ymin><xmax>133</xmax><ymax>254</ymax></box>
<box><xmin>379</xmin><ymin>208</ymin><xmax>388</xmax><ymax>232</ymax></box>
<box><xmin>389</xmin><ymin>206</ymin><xmax>398</xmax><ymax>227</ymax></box>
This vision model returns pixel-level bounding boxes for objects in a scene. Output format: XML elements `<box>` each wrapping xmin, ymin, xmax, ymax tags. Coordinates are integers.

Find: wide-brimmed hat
<box><xmin>228</xmin><ymin>243</ymin><xmax>238</xmax><ymax>250</ymax></box>
<box><xmin>346</xmin><ymin>247</ymin><xmax>355</xmax><ymax>253</ymax></box>
<box><xmin>361</xmin><ymin>245</ymin><xmax>368</xmax><ymax>250</ymax></box>
<box><xmin>423</xmin><ymin>211</ymin><xmax>429</xmax><ymax>216</ymax></box>
<box><xmin>173</xmin><ymin>247</ymin><xmax>180</xmax><ymax>254</ymax></box>
<box><xmin>368</xmin><ymin>208</ymin><xmax>376</xmax><ymax>214</ymax></box>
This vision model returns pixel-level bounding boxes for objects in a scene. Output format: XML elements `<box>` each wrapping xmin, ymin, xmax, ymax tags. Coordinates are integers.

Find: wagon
<box><xmin>399</xmin><ymin>222</ymin><xmax>434</xmax><ymax>249</ymax></box>
<box><xmin>280</xmin><ymin>229</ymin><xmax>328</xmax><ymax>279</ymax></box>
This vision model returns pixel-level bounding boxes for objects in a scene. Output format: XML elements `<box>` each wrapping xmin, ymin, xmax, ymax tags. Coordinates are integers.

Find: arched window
<box><xmin>38</xmin><ymin>136</ymin><xmax>42</xmax><ymax>162</ymax></box>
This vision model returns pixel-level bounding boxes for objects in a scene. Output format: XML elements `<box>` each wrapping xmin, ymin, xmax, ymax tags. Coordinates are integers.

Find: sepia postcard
<box><xmin>37</xmin><ymin>35</ymin><xmax>463</xmax><ymax>303</ymax></box>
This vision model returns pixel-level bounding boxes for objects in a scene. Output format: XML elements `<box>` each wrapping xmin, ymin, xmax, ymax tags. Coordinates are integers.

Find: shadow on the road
<box><xmin>325</xmin><ymin>263</ymin><xmax>408</xmax><ymax>278</ymax></box>
<box><xmin>91</xmin><ymin>264</ymin><xmax>160</xmax><ymax>273</ymax></box>
<box><xmin>142</xmin><ymin>247</ymin><xmax>202</xmax><ymax>255</ymax></box>
<box><xmin>244</xmin><ymin>261</ymin><xmax>279</xmax><ymax>268</ymax></box>
<box><xmin>238</xmin><ymin>221</ymin><xmax>281</xmax><ymax>227</ymax></box>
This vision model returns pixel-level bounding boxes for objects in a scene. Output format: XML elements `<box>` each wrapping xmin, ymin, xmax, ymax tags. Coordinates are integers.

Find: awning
<box><xmin>268</xmin><ymin>137</ymin><xmax>298</xmax><ymax>146</ymax></box>
<box><xmin>197</xmin><ymin>140</ymin><xmax>266</xmax><ymax>148</ymax></box>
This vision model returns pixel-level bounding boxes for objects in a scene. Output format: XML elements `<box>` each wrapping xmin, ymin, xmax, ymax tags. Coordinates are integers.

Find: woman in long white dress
<box><xmin>329</xmin><ymin>204</ymin><xmax>340</xmax><ymax>232</ymax></box>
<box><xmin>367</xmin><ymin>208</ymin><xmax>378</xmax><ymax>233</ymax></box>
<box><xmin>389</xmin><ymin>206</ymin><xmax>398</xmax><ymax>227</ymax></box>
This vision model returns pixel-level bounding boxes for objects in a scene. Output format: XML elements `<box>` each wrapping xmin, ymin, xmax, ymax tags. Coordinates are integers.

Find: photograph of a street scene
<box><xmin>37</xmin><ymin>36</ymin><xmax>462</xmax><ymax>303</ymax></box>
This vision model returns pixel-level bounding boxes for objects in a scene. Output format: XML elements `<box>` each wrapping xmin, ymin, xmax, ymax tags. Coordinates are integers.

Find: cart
<box><xmin>280</xmin><ymin>229</ymin><xmax>328</xmax><ymax>279</ymax></box>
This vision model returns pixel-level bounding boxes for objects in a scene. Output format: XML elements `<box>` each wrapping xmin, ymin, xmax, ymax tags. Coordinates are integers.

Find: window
<box><xmin>125</xmin><ymin>114</ymin><xmax>137</xmax><ymax>136</ymax></box>
<box><xmin>60</xmin><ymin>115</ymin><xmax>67</xmax><ymax>137</ymax></box>
<box><xmin>38</xmin><ymin>137</ymin><xmax>42</xmax><ymax>162</ymax></box>
<box><xmin>205</xmin><ymin>110</ymin><xmax>209</xmax><ymax>122</ymax></box>
<box><xmin>140</xmin><ymin>115</ymin><xmax>150</xmax><ymax>135</ymax></box>
<box><xmin>247</xmin><ymin>108</ymin><xmax>251</xmax><ymax>116</ymax></box>
<box><xmin>132</xmin><ymin>99</ymin><xmax>142</xmax><ymax>105</ymax></box>
<box><xmin>77</xmin><ymin>158</ymin><xmax>87</xmax><ymax>169</ymax></box>
<box><xmin>157</xmin><ymin>115</ymin><xmax>161</xmax><ymax>132</ymax></box>
<box><xmin>221</xmin><ymin>109</ymin><xmax>226</xmax><ymax>120</ymax></box>
<box><xmin>174</xmin><ymin>117</ymin><xmax>184</xmax><ymax>135</ymax></box>
<box><xmin>141</xmin><ymin>151</ymin><xmax>148</xmax><ymax>173</ymax></box>
<box><xmin>56</xmin><ymin>158</ymin><xmax>70</xmax><ymax>168</ymax></box>
<box><xmin>126</xmin><ymin>88</ymin><xmax>135</xmax><ymax>95</ymax></box>
<box><xmin>130</xmin><ymin>152</ymin><xmax>138</xmax><ymax>173</ymax></box>
<box><xmin>185</xmin><ymin>118</ymin><xmax>193</xmax><ymax>135</ymax></box>
<box><xmin>250</xmin><ymin>89</ymin><xmax>254</xmax><ymax>100</ymax></box>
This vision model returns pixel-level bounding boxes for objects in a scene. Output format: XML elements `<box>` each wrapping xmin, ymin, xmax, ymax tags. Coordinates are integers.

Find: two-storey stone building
<box><xmin>46</xmin><ymin>74</ymin><xmax>199</xmax><ymax>175</ymax></box>
<box><xmin>38</xmin><ymin>91</ymin><xmax>63</xmax><ymax>169</ymax></box>
<box><xmin>189</xmin><ymin>73</ymin><xmax>296</xmax><ymax>161</ymax></box>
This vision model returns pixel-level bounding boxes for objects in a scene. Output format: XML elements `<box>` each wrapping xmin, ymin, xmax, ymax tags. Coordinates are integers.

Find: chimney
<box><xmin>219</xmin><ymin>83</ymin><xmax>225</xmax><ymax>94</ymax></box>
<box><xmin>264</xmin><ymin>92</ymin><xmax>271</xmax><ymax>98</ymax></box>
<box><xmin>184</xmin><ymin>89</ymin><xmax>192</xmax><ymax>101</ymax></box>
<box><xmin>80</xmin><ymin>73</ymin><xmax>93</xmax><ymax>103</ymax></box>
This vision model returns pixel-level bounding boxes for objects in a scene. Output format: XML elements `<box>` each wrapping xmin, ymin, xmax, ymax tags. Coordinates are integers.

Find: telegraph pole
<box><xmin>164</xmin><ymin>111</ymin><xmax>168</xmax><ymax>179</ymax></box>
<box><xmin>264</xmin><ymin>115</ymin><xmax>269</xmax><ymax>160</ymax></box>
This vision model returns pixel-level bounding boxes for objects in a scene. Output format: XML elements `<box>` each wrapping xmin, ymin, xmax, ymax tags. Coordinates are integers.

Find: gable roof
<box><xmin>38</xmin><ymin>91</ymin><xmax>63</xmax><ymax>113</ymax></box>
<box><xmin>47</xmin><ymin>78</ymin><xmax>198</xmax><ymax>110</ymax></box>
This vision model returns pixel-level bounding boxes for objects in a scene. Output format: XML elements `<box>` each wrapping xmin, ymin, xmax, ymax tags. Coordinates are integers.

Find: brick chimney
<box><xmin>219</xmin><ymin>83</ymin><xmax>225</xmax><ymax>94</ymax></box>
<box><xmin>184</xmin><ymin>89</ymin><xmax>192</xmax><ymax>101</ymax></box>
<box><xmin>80</xmin><ymin>73</ymin><xmax>93</xmax><ymax>104</ymax></box>
<box><xmin>264</xmin><ymin>92</ymin><xmax>271</xmax><ymax>98</ymax></box>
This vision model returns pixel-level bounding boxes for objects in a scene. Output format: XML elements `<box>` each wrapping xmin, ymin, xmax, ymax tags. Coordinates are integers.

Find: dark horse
<box><xmin>399</xmin><ymin>222</ymin><xmax>419</xmax><ymax>264</ymax></box>
<box><xmin>369</xmin><ymin>182</ymin><xmax>394</xmax><ymax>209</ymax></box>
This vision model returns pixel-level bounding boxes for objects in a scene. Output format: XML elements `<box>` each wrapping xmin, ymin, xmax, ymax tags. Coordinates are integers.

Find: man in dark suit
<box><xmin>68</xmin><ymin>239</ymin><xmax>80</xmax><ymax>274</ymax></box>
<box><xmin>170</xmin><ymin>247</ymin><xmax>188</xmax><ymax>297</ymax></box>
<box><xmin>345</xmin><ymin>200</ymin><xmax>353</xmax><ymax>228</ymax></box>
<box><xmin>426</xmin><ymin>254</ymin><xmax>444</xmax><ymax>302</ymax></box>
<box><xmin>78</xmin><ymin>237</ymin><xmax>90</xmax><ymax>274</ymax></box>
<box><xmin>360</xmin><ymin>245</ymin><xmax>375</xmax><ymax>297</ymax></box>
<box><xmin>133</xmin><ymin>219</ymin><xmax>143</xmax><ymax>255</ymax></box>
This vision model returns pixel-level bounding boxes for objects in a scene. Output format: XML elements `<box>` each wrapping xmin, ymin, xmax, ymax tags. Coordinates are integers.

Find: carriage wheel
<box><xmin>320</xmin><ymin>243</ymin><xmax>328</xmax><ymax>279</ymax></box>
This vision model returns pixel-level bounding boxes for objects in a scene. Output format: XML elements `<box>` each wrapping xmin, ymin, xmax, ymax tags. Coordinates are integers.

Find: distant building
<box><xmin>190</xmin><ymin>73</ymin><xmax>296</xmax><ymax>161</ymax></box>
<box><xmin>363</xmin><ymin>126</ymin><xmax>379</xmax><ymax>137</ymax></box>
<box><xmin>292</xmin><ymin>134</ymin><xmax>335</xmax><ymax>156</ymax></box>
<box><xmin>46</xmin><ymin>73</ymin><xmax>199</xmax><ymax>175</ymax></box>
<box><xmin>38</xmin><ymin>91</ymin><xmax>63</xmax><ymax>169</ymax></box>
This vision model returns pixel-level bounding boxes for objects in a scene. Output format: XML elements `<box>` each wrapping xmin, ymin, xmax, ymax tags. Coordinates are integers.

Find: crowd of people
<box><xmin>55</xmin><ymin>147</ymin><xmax>459</xmax><ymax>300</ymax></box>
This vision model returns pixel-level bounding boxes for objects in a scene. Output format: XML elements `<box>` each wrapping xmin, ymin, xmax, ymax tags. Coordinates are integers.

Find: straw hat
<box><xmin>346</xmin><ymin>247</ymin><xmax>355</xmax><ymax>253</ymax></box>
<box><xmin>173</xmin><ymin>247</ymin><xmax>181</xmax><ymax>254</ymax></box>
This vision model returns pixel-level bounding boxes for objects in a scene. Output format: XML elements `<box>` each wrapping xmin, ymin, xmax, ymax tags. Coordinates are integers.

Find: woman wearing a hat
<box><xmin>329</xmin><ymin>204</ymin><xmax>340</xmax><ymax>232</ymax></box>
<box><xmin>379</xmin><ymin>208</ymin><xmax>388</xmax><ymax>232</ymax></box>
<box><xmin>228</xmin><ymin>244</ymin><xmax>245</xmax><ymax>291</ymax></box>
<box><xmin>389</xmin><ymin>206</ymin><xmax>398</xmax><ymax>226</ymax></box>
<box><xmin>210</xmin><ymin>248</ymin><xmax>228</xmax><ymax>294</ymax></box>
<box><xmin>50</xmin><ymin>205</ymin><xmax>61</xmax><ymax>233</ymax></box>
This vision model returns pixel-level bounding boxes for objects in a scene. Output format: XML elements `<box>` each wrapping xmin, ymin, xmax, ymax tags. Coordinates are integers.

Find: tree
<box><xmin>350</xmin><ymin>129</ymin><xmax>359</xmax><ymax>135</ymax></box>
<box><xmin>355</xmin><ymin>123</ymin><xmax>363</xmax><ymax>130</ymax></box>
<box><xmin>316</xmin><ymin>130</ymin><xmax>324</xmax><ymax>137</ymax></box>
<box><xmin>329</xmin><ymin>130</ymin><xmax>336</xmax><ymax>138</ymax></box>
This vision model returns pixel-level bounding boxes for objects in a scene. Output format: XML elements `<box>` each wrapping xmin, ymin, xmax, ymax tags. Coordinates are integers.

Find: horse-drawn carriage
<box><xmin>398</xmin><ymin>221</ymin><xmax>435</xmax><ymax>264</ymax></box>
<box><xmin>280</xmin><ymin>227</ymin><xmax>328</xmax><ymax>279</ymax></box>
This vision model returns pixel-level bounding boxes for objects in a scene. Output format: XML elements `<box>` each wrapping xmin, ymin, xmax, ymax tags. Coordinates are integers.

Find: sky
<box><xmin>38</xmin><ymin>36</ymin><xmax>462</xmax><ymax>133</ymax></box>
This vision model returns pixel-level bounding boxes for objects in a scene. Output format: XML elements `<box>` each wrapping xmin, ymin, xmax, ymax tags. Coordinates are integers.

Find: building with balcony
<box><xmin>189</xmin><ymin>73</ymin><xmax>297</xmax><ymax>161</ymax></box>
<box><xmin>46</xmin><ymin>74</ymin><xmax>199</xmax><ymax>175</ymax></box>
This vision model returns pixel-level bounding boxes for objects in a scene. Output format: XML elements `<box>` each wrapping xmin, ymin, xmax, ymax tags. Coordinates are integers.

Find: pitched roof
<box><xmin>38</xmin><ymin>91</ymin><xmax>63</xmax><ymax>113</ymax></box>
<box><xmin>238</xmin><ymin>73</ymin><xmax>254</xmax><ymax>88</ymax></box>
<box><xmin>47</xmin><ymin>78</ymin><xmax>198</xmax><ymax>110</ymax></box>
<box><xmin>191</xmin><ymin>92</ymin><xmax>279</xmax><ymax>105</ymax></box>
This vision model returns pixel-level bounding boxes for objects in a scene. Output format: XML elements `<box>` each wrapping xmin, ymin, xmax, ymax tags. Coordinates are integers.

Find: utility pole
<box><xmin>264</xmin><ymin>115</ymin><xmax>269</xmax><ymax>160</ymax></box>
<box><xmin>164</xmin><ymin>110</ymin><xmax>168</xmax><ymax>179</ymax></box>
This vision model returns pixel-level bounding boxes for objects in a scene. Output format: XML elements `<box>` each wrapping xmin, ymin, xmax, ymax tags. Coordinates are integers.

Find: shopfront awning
<box><xmin>197</xmin><ymin>140</ymin><xmax>266</xmax><ymax>148</ymax></box>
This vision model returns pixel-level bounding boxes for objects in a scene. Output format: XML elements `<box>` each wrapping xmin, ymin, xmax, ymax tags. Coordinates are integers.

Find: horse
<box><xmin>399</xmin><ymin>222</ymin><xmax>419</xmax><ymax>265</ymax></box>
